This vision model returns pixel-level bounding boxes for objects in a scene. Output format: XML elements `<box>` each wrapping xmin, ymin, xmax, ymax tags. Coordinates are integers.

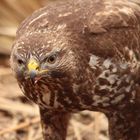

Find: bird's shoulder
<box><xmin>87</xmin><ymin>0</ymin><xmax>140</xmax><ymax>34</ymax></box>
<box><xmin>86</xmin><ymin>1</ymin><xmax>140</xmax><ymax>62</ymax></box>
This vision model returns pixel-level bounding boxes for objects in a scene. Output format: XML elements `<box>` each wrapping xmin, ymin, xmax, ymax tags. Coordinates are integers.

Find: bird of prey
<box><xmin>10</xmin><ymin>0</ymin><xmax>140</xmax><ymax>140</ymax></box>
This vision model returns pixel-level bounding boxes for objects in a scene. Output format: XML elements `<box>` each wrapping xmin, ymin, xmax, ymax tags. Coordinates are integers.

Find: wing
<box><xmin>87</xmin><ymin>0</ymin><xmax>140</xmax><ymax>65</ymax></box>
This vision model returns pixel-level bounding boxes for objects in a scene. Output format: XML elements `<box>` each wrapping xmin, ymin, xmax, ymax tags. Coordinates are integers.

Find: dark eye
<box><xmin>47</xmin><ymin>54</ymin><xmax>57</xmax><ymax>64</ymax></box>
<box><xmin>17</xmin><ymin>59</ymin><xmax>24</xmax><ymax>65</ymax></box>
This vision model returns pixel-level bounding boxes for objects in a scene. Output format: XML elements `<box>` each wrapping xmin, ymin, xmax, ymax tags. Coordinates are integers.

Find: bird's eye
<box><xmin>47</xmin><ymin>54</ymin><xmax>57</xmax><ymax>64</ymax></box>
<box><xmin>17</xmin><ymin>59</ymin><xmax>24</xmax><ymax>65</ymax></box>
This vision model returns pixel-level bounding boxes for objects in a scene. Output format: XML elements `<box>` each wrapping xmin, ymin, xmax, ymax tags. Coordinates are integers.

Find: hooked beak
<box><xmin>27</xmin><ymin>59</ymin><xmax>39</xmax><ymax>79</ymax></box>
<box><xmin>27</xmin><ymin>59</ymin><xmax>48</xmax><ymax>80</ymax></box>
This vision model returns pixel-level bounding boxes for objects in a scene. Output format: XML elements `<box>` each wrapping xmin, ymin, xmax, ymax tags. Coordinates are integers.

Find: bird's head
<box><xmin>10</xmin><ymin>32</ymin><xmax>88</xmax><ymax>110</ymax></box>
<box><xmin>11</xmin><ymin>34</ymin><xmax>77</xmax><ymax>84</ymax></box>
<box><xmin>10</xmin><ymin>1</ymin><xmax>91</xmax><ymax>110</ymax></box>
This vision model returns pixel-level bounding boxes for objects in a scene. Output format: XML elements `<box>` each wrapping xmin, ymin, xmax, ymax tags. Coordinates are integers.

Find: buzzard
<box><xmin>10</xmin><ymin>0</ymin><xmax>140</xmax><ymax>140</ymax></box>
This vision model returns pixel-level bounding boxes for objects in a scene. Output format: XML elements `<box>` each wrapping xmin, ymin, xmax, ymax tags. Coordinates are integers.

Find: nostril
<box><xmin>36</xmin><ymin>66</ymin><xmax>39</xmax><ymax>70</ymax></box>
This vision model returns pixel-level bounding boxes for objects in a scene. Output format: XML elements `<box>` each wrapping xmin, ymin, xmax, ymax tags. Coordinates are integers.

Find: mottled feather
<box><xmin>11</xmin><ymin>0</ymin><xmax>140</xmax><ymax>140</ymax></box>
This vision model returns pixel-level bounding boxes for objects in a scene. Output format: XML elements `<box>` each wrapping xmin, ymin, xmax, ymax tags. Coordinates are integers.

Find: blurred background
<box><xmin>0</xmin><ymin>0</ymin><xmax>108</xmax><ymax>140</ymax></box>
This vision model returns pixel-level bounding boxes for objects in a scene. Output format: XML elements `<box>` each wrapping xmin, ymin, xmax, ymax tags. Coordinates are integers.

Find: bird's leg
<box><xmin>39</xmin><ymin>107</ymin><xmax>71</xmax><ymax>140</ymax></box>
<box><xmin>106</xmin><ymin>105</ymin><xmax>140</xmax><ymax>140</ymax></box>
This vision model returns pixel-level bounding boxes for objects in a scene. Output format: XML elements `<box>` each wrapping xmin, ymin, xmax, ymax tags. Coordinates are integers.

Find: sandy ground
<box><xmin>0</xmin><ymin>56</ymin><xmax>109</xmax><ymax>140</ymax></box>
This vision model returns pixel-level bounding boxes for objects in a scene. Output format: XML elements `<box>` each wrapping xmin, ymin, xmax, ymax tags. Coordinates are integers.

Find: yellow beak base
<box><xmin>27</xmin><ymin>59</ymin><xmax>39</xmax><ymax>72</ymax></box>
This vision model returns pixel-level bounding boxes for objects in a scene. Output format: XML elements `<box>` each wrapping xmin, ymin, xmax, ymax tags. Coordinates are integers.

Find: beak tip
<box><xmin>30</xmin><ymin>70</ymin><xmax>38</xmax><ymax>79</ymax></box>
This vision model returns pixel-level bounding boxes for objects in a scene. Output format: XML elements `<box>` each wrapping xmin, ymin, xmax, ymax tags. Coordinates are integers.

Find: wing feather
<box><xmin>87</xmin><ymin>0</ymin><xmax>140</xmax><ymax>65</ymax></box>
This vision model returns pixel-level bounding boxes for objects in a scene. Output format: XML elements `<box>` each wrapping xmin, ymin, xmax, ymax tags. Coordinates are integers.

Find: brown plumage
<box><xmin>10</xmin><ymin>0</ymin><xmax>140</xmax><ymax>140</ymax></box>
